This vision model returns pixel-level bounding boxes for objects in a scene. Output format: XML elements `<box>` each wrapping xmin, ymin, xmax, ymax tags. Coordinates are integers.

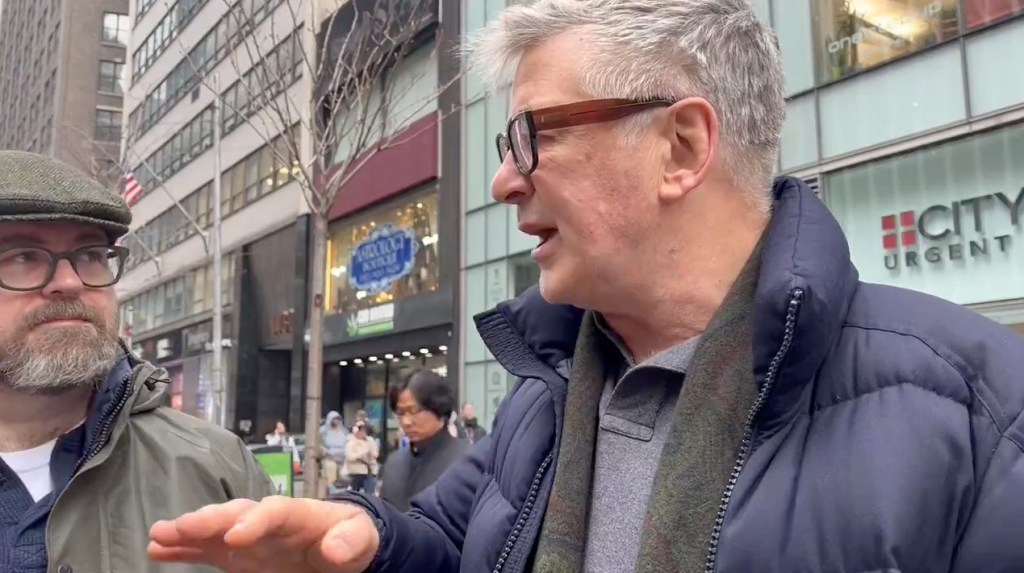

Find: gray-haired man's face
<box><xmin>0</xmin><ymin>222</ymin><xmax>121</xmax><ymax>395</ymax></box>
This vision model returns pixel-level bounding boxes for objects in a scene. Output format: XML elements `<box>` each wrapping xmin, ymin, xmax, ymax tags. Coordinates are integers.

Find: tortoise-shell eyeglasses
<box><xmin>495</xmin><ymin>98</ymin><xmax>675</xmax><ymax>175</ymax></box>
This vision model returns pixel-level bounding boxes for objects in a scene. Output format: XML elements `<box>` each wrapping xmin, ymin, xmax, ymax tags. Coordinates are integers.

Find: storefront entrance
<box><xmin>323</xmin><ymin>335</ymin><xmax>450</xmax><ymax>463</ymax></box>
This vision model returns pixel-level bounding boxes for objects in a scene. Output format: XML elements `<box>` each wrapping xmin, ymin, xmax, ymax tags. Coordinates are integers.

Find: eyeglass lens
<box><xmin>497</xmin><ymin>116</ymin><xmax>536</xmax><ymax>174</ymax></box>
<box><xmin>0</xmin><ymin>246</ymin><xmax>123</xmax><ymax>290</ymax></box>
<box><xmin>509</xmin><ymin>116</ymin><xmax>534</xmax><ymax>173</ymax></box>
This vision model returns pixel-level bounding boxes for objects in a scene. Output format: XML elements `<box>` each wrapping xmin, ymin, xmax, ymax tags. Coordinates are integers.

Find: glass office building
<box><xmin>460</xmin><ymin>0</ymin><xmax>1024</xmax><ymax>427</ymax></box>
<box><xmin>459</xmin><ymin>0</ymin><xmax>545</xmax><ymax>429</ymax></box>
<box><xmin>762</xmin><ymin>0</ymin><xmax>1024</xmax><ymax>332</ymax></box>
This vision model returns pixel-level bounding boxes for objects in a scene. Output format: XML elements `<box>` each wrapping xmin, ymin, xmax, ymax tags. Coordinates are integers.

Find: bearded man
<box><xmin>0</xmin><ymin>151</ymin><xmax>273</xmax><ymax>573</ymax></box>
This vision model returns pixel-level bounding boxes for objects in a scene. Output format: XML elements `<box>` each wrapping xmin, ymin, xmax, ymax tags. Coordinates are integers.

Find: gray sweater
<box><xmin>584</xmin><ymin>316</ymin><xmax>701</xmax><ymax>573</ymax></box>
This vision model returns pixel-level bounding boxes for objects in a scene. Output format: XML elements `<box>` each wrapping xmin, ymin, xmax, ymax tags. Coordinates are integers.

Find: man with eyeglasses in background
<box><xmin>0</xmin><ymin>151</ymin><xmax>274</xmax><ymax>573</ymax></box>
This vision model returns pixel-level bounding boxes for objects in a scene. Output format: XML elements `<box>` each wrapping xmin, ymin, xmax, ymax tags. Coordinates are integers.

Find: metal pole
<box><xmin>212</xmin><ymin>73</ymin><xmax>226</xmax><ymax>429</ymax></box>
<box><xmin>123</xmin><ymin>305</ymin><xmax>135</xmax><ymax>349</ymax></box>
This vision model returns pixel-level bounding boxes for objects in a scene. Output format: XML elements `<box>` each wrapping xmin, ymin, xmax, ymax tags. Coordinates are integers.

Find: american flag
<box><xmin>122</xmin><ymin>171</ymin><xmax>143</xmax><ymax>207</ymax></box>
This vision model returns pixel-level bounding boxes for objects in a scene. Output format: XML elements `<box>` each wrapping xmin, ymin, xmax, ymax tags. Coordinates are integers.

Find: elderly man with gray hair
<box><xmin>149</xmin><ymin>1</ymin><xmax>1024</xmax><ymax>572</ymax></box>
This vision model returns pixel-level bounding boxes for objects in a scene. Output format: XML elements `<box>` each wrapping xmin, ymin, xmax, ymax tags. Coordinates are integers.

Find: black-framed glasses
<box><xmin>0</xmin><ymin>245</ymin><xmax>129</xmax><ymax>291</ymax></box>
<box><xmin>495</xmin><ymin>98</ymin><xmax>676</xmax><ymax>175</ymax></box>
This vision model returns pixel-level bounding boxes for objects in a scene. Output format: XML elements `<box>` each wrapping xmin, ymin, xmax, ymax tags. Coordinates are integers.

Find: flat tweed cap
<box><xmin>0</xmin><ymin>150</ymin><xmax>132</xmax><ymax>241</ymax></box>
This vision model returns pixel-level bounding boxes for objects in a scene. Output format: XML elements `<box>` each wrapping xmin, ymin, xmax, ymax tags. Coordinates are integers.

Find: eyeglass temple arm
<box><xmin>534</xmin><ymin>100</ymin><xmax>673</xmax><ymax>131</ymax></box>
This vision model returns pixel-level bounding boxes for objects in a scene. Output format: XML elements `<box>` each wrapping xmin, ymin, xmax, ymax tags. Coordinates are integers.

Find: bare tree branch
<box><xmin>146</xmin><ymin>0</ymin><xmax>463</xmax><ymax>498</ymax></box>
<box><xmin>60</xmin><ymin>122</ymin><xmax>164</xmax><ymax>275</ymax></box>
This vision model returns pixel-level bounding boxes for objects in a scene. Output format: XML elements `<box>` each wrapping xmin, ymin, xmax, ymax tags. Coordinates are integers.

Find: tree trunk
<box><xmin>303</xmin><ymin>212</ymin><xmax>327</xmax><ymax>498</ymax></box>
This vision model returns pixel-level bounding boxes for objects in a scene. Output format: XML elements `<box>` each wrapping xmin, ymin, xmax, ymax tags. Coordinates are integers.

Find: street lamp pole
<box><xmin>211</xmin><ymin>73</ymin><xmax>226</xmax><ymax>428</ymax></box>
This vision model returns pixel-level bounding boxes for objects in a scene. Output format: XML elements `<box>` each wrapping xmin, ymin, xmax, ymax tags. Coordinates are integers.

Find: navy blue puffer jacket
<box><xmin>345</xmin><ymin>176</ymin><xmax>1024</xmax><ymax>572</ymax></box>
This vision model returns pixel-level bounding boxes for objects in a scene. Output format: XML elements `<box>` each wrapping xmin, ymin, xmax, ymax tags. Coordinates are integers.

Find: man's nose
<box><xmin>41</xmin><ymin>259</ymin><xmax>85</xmax><ymax>297</ymax></box>
<box><xmin>491</xmin><ymin>153</ymin><xmax>533</xmax><ymax>205</ymax></box>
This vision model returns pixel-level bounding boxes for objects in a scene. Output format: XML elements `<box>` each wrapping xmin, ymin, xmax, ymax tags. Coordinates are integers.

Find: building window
<box><xmin>136</xmin><ymin>0</ymin><xmax>158</xmax><ymax>22</ymax></box>
<box><xmin>132</xmin><ymin>0</ymin><xmax>210</xmax><ymax>81</ymax></box>
<box><xmin>510</xmin><ymin>255</ymin><xmax>540</xmax><ymax>298</ymax></box>
<box><xmin>102</xmin><ymin>12</ymin><xmax>130</xmax><ymax>45</ymax></box>
<box><xmin>122</xmin><ymin>132</ymin><xmax>296</xmax><ymax>272</ymax></box>
<box><xmin>120</xmin><ymin>257</ymin><xmax>235</xmax><ymax>336</ymax></box>
<box><xmin>98</xmin><ymin>60</ymin><xmax>123</xmax><ymax>94</ymax></box>
<box><xmin>965</xmin><ymin>0</ymin><xmax>1024</xmax><ymax>29</ymax></box>
<box><xmin>814</xmin><ymin>0</ymin><xmax>959</xmax><ymax>83</ymax></box>
<box><xmin>94</xmin><ymin>109</ymin><xmax>122</xmax><ymax>142</ymax></box>
<box><xmin>131</xmin><ymin>2</ymin><xmax>294</xmax><ymax>141</ymax></box>
<box><xmin>325</xmin><ymin>189</ymin><xmax>441</xmax><ymax>315</ymax></box>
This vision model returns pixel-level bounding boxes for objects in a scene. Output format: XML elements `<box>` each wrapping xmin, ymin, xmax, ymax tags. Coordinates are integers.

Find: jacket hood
<box><xmin>130</xmin><ymin>361</ymin><xmax>171</xmax><ymax>414</ymax></box>
<box><xmin>88</xmin><ymin>354</ymin><xmax>169</xmax><ymax>416</ymax></box>
<box><xmin>325</xmin><ymin>410</ymin><xmax>344</xmax><ymax>427</ymax></box>
<box><xmin>475</xmin><ymin>176</ymin><xmax>859</xmax><ymax>424</ymax></box>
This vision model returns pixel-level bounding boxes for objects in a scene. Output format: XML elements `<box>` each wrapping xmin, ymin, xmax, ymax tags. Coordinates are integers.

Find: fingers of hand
<box><xmin>149</xmin><ymin>497</ymin><xmax>378</xmax><ymax>572</ymax></box>
<box><xmin>150</xmin><ymin>498</ymin><xmax>259</xmax><ymax>546</ymax></box>
<box><xmin>222</xmin><ymin>496</ymin><xmax>326</xmax><ymax>547</ymax></box>
<box><xmin>146</xmin><ymin>542</ymin><xmax>216</xmax><ymax>564</ymax></box>
<box><xmin>308</xmin><ymin>508</ymin><xmax>380</xmax><ymax>573</ymax></box>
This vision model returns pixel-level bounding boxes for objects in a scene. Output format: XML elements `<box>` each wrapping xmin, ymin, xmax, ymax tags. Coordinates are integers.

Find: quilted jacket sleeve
<box><xmin>950</xmin><ymin>430</ymin><xmax>1024</xmax><ymax>573</ymax></box>
<box><xmin>337</xmin><ymin>434</ymin><xmax>493</xmax><ymax>572</ymax></box>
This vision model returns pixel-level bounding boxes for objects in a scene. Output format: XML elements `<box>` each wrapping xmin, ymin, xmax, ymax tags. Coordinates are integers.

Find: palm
<box><xmin>148</xmin><ymin>497</ymin><xmax>379</xmax><ymax>573</ymax></box>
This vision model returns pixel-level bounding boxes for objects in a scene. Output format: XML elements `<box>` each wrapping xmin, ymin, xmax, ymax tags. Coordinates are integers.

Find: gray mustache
<box><xmin>21</xmin><ymin>301</ymin><xmax>105</xmax><ymax>331</ymax></box>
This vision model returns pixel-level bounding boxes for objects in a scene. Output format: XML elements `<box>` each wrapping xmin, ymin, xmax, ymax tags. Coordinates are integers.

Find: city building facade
<box><xmin>760</xmin><ymin>0</ymin><xmax>1024</xmax><ymax>334</ymax></box>
<box><xmin>0</xmin><ymin>0</ymin><xmax>130</xmax><ymax>187</ymax></box>
<box><xmin>117</xmin><ymin>0</ymin><xmax>316</xmax><ymax>439</ymax></box>
<box><xmin>315</xmin><ymin>0</ymin><xmax>463</xmax><ymax>460</ymax></box>
<box><xmin>459</xmin><ymin>0</ymin><xmax>1024</xmax><ymax>429</ymax></box>
<box><xmin>459</xmin><ymin>0</ymin><xmax>542</xmax><ymax>430</ymax></box>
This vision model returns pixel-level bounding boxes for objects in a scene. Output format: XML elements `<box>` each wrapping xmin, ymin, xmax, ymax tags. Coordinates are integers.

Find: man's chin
<box><xmin>0</xmin><ymin>334</ymin><xmax>119</xmax><ymax>395</ymax></box>
<box><xmin>537</xmin><ymin>271</ymin><xmax>578</xmax><ymax>306</ymax></box>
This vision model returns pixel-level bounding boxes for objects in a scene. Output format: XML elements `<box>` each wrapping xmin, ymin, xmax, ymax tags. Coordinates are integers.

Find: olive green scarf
<box><xmin>532</xmin><ymin>245</ymin><xmax>762</xmax><ymax>572</ymax></box>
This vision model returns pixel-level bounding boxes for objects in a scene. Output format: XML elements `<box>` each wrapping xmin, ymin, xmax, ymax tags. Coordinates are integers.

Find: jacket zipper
<box><xmin>71</xmin><ymin>369</ymin><xmax>135</xmax><ymax>475</ymax></box>
<box><xmin>703</xmin><ymin>288</ymin><xmax>804</xmax><ymax>573</ymax></box>
<box><xmin>492</xmin><ymin>452</ymin><xmax>554</xmax><ymax>573</ymax></box>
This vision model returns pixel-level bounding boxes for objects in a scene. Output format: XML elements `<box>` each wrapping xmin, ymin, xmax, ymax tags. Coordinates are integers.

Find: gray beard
<box><xmin>0</xmin><ymin>303</ymin><xmax>121</xmax><ymax>395</ymax></box>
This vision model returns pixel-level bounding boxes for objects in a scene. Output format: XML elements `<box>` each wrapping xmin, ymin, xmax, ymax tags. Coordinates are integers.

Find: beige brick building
<box><xmin>0</xmin><ymin>0</ymin><xmax>130</xmax><ymax>188</ymax></box>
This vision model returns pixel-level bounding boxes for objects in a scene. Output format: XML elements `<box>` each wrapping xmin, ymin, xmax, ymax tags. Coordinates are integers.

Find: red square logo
<box><xmin>901</xmin><ymin>230</ymin><xmax>917</xmax><ymax>247</ymax></box>
<box><xmin>881</xmin><ymin>214</ymin><xmax>896</xmax><ymax>231</ymax></box>
<box><xmin>900</xmin><ymin>210</ymin><xmax>915</xmax><ymax>228</ymax></box>
<box><xmin>882</xmin><ymin>233</ymin><xmax>898</xmax><ymax>250</ymax></box>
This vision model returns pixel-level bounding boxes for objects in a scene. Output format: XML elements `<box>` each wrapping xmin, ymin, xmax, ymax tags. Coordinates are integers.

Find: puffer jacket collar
<box><xmin>478</xmin><ymin>176</ymin><xmax>860</xmax><ymax>432</ymax></box>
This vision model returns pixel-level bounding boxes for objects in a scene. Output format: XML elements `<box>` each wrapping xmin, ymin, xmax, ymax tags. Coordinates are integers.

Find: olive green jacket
<box><xmin>45</xmin><ymin>358</ymin><xmax>275</xmax><ymax>573</ymax></box>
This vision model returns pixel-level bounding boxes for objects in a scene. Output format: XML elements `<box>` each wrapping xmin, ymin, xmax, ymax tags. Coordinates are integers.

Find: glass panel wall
<box><xmin>824</xmin><ymin>122</ymin><xmax>1024</xmax><ymax>305</ymax></box>
<box><xmin>964</xmin><ymin>0</ymin><xmax>1024</xmax><ymax>29</ymax></box>
<box><xmin>813</xmin><ymin>0</ymin><xmax>959</xmax><ymax>83</ymax></box>
<box><xmin>774</xmin><ymin>0</ymin><xmax>1024</xmax><ymax>166</ymax></box>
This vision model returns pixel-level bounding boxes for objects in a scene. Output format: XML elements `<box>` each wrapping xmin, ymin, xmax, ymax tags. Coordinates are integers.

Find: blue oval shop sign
<box><xmin>348</xmin><ymin>224</ymin><xmax>420</xmax><ymax>294</ymax></box>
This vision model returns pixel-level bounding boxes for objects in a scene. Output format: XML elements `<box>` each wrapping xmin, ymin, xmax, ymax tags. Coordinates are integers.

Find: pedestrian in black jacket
<box><xmin>378</xmin><ymin>369</ymin><xmax>467</xmax><ymax>512</ymax></box>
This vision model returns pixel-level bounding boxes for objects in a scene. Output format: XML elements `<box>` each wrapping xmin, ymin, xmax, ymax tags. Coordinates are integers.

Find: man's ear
<box><xmin>660</xmin><ymin>97</ymin><xmax>719</xmax><ymax>202</ymax></box>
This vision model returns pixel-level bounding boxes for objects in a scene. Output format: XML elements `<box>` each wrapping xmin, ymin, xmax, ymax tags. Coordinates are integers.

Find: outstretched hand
<box><xmin>148</xmin><ymin>496</ymin><xmax>380</xmax><ymax>573</ymax></box>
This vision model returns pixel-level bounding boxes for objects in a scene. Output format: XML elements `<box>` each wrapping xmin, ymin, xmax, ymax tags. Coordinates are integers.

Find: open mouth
<box><xmin>537</xmin><ymin>229</ymin><xmax>557</xmax><ymax>247</ymax></box>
